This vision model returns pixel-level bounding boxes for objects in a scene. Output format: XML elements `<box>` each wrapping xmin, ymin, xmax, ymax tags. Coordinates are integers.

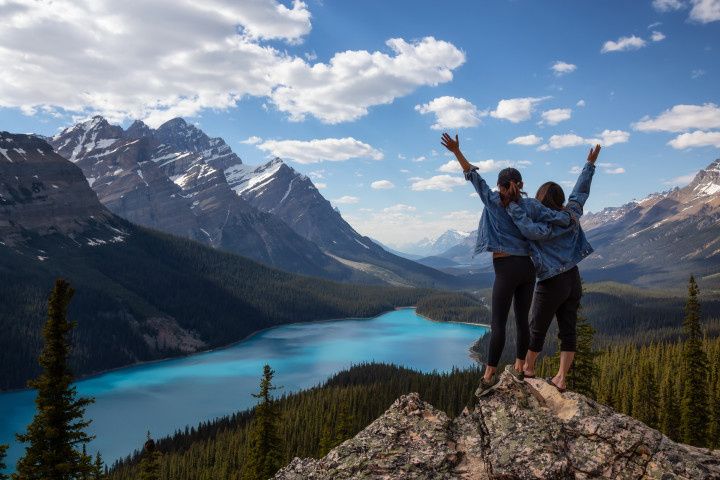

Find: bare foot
<box><xmin>552</xmin><ymin>375</ymin><xmax>566</xmax><ymax>391</ymax></box>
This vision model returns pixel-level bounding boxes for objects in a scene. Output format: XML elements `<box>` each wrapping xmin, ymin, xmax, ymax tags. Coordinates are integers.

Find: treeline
<box><xmin>471</xmin><ymin>280</ymin><xmax>720</xmax><ymax>366</ymax></box>
<box><xmin>0</xmin><ymin>223</ymin><xmax>459</xmax><ymax>390</ymax></box>
<box><xmin>107</xmin><ymin>362</ymin><xmax>480</xmax><ymax>480</ymax></box>
<box><xmin>415</xmin><ymin>291</ymin><xmax>490</xmax><ymax>324</ymax></box>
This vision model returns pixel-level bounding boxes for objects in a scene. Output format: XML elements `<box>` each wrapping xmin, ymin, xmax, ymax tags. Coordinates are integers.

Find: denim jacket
<box><xmin>464</xmin><ymin>167</ymin><xmax>572</xmax><ymax>257</ymax></box>
<box><xmin>506</xmin><ymin>162</ymin><xmax>596</xmax><ymax>281</ymax></box>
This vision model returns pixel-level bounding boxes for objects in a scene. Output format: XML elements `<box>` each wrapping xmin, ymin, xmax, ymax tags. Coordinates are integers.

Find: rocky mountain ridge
<box><xmin>0</xmin><ymin>132</ymin><xmax>127</xmax><ymax>248</ymax></box>
<box><xmin>275</xmin><ymin>370</ymin><xmax>720</xmax><ymax>479</ymax></box>
<box><xmin>48</xmin><ymin>117</ymin><xmax>373</xmax><ymax>283</ymax></box>
<box><xmin>581</xmin><ymin>159</ymin><xmax>720</xmax><ymax>286</ymax></box>
<box><xmin>49</xmin><ymin>116</ymin><xmax>472</xmax><ymax>288</ymax></box>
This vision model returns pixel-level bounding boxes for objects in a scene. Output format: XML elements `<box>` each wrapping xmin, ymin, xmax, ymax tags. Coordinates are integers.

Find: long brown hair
<box><xmin>535</xmin><ymin>181</ymin><xmax>566</xmax><ymax>211</ymax></box>
<box><xmin>497</xmin><ymin>167</ymin><xmax>526</xmax><ymax>207</ymax></box>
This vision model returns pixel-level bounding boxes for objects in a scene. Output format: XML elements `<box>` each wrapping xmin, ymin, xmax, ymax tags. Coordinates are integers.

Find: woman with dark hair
<box><xmin>441</xmin><ymin>133</ymin><xmax>572</xmax><ymax>394</ymax></box>
<box><xmin>505</xmin><ymin>144</ymin><xmax>602</xmax><ymax>392</ymax></box>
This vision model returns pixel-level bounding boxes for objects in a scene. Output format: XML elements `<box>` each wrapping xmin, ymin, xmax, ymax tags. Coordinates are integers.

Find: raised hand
<box><xmin>587</xmin><ymin>144</ymin><xmax>601</xmax><ymax>164</ymax></box>
<box><xmin>441</xmin><ymin>132</ymin><xmax>460</xmax><ymax>153</ymax></box>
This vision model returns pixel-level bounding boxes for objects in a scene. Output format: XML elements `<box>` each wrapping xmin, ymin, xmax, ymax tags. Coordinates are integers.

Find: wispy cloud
<box><xmin>257</xmin><ymin>137</ymin><xmax>383</xmax><ymax>164</ymax></box>
<box><xmin>601</xmin><ymin>35</ymin><xmax>647</xmax><ymax>53</ymax></box>
<box><xmin>551</xmin><ymin>61</ymin><xmax>577</xmax><ymax>76</ymax></box>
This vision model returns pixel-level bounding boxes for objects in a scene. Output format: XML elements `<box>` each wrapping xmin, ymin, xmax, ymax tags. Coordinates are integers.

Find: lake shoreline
<box><xmin>3</xmin><ymin>306</ymin><xmax>490</xmax><ymax>393</ymax></box>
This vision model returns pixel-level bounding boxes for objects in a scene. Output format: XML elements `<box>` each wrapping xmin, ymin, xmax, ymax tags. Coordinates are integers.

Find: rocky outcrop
<box><xmin>274</xmin><ymin>370</ymin><xmax>720</xmax><ymax>479</ymax></box>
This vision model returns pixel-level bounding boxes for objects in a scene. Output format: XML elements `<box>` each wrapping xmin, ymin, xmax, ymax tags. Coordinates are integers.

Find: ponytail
<box><xmin>500</xmin><ymin>180</ymin><xmax>525</xmax><ymax>207</ymax></box>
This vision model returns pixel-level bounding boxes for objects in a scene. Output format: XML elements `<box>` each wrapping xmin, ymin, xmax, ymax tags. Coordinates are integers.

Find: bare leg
<box><xmin>552</xmin><ymin>351</ymin><xmax>575</xmax><ymax>390</ymax></box>
<box><xmin>524</xmin><ymin>350</ymin><xmax>540</xmax><ymax>377</ymax></box>
<box><xmin>483</xmin><ymin>365</ymin><xmax>497</xmax><ymax>382</ymax></box>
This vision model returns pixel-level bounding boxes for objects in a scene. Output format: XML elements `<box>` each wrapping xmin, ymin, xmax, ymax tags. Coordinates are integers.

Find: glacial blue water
<box><xmin>0</xmin><ymin>308</ymin><xmax>487</xmax><ymax>469</ymax></box>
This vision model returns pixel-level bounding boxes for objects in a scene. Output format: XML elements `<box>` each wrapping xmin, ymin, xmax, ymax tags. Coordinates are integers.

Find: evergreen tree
<box><xmin>15</xmin><ymin>279</ymin><xmax>95</xmax><ymax>480</ymax></box>
<box><xmin>658</xmin><ymin>368</ymin><xmax>680</xmax><ymax>440</ymax></box>
<box><xmin>680</xmin><ymin>276</ymin><xmax>709</xmax><ymax>446</ymax></box>
<box><xmin>92</xmin><ymin>453</ymin><xmax>105</xmax><ymax>480</ymax></box>
<box><xmin>242</xmin><ymin>364</ymin><xmax>283</xmax><ymax>480</ymax></box>
<box><xmin>631</xmin><ymin>358</ymin><xmax>658</xmax><ymax>428</ymax></box>
<box><xmin>0</xmin><ymin>444</ymin><xmax>9</xmax><ymax>480</ymax></box>
<box><xmin>568</xmin><ymin>309</ymin><xmax>599</xmax><ymax>398</ymax></box>
<box><xmin>138</xmin><ymin>433</ymin><xmax>161</xmax><ymax>480</ymax></box>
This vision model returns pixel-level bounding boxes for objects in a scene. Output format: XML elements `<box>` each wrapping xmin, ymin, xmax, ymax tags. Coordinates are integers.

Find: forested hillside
<box><xmin>0</xmin><ymin>224</ymin><xmax>446</xmax><ymax>390</ymax></box>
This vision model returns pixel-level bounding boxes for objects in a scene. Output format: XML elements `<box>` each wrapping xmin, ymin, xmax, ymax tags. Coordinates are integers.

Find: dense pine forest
<box><xmin>415</xmin><ymin>291</ymin><xmax>489</xmax><ymax>324</ymax></box>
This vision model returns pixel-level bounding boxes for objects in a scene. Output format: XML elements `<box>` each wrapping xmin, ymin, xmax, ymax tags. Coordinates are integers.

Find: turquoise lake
<box><xmin>0</xmin><ymin>308</ymin><xmax>487</xmax><ymax>468</ymax></box>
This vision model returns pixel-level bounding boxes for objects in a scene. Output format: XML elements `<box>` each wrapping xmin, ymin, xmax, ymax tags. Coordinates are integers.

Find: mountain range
<box><xmin>419</xmin><ymin>159</ymin><xmax>720</xmax><ymax>287</ymax></box>
<box><xmin>48</xmin><ymin>117</ymin><xmax>472</xmax><ymax>289</ymax></box>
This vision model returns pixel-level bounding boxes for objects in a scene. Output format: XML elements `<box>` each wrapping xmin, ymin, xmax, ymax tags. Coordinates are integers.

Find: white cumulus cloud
<box><xmin>690</xmin><ymin>0</ymin><xmax>720</xmax><ymax>23</ymax></box>
<box><xmin>540</xmin><ymin>108</ymin><xmax>572</xmax><ymax>125</ymax></box>
<box><xmin>240</xmin><ymin>135</ymin><xmax>263</xmax><ymax>144</ymax></box>
<box><xmin>257</xmin><ymin>137</ymin><xmax>383</xmax><ymax>164</ymax></box>
<box><xmin>370</xmin><ymin>180</ymin><xmax>395</xmax><ymax>189</ymax></box>
<box><xmin>415</xmin><ymin>96</ymin><xmax>485</xmax><ymax>130</ymax></box>
<box><xmin>668</xmin><ymin>130</ymin><xmax>720</xmax><ymax>149</ymax></box>
<box><xmin>490</xmin><ymin>97</ymin><xmax>549</xmax><ymax>123</ymax></box>
<box><xmin>333</xmin><ymin>195</ymin><xmax>359</xmax><ymax>204</ymax></box>
<box><xmin>601</xmin><ymin>35</ymin><xmax>647</xmax><ymax>53</ymax></box>
<box><xmin>633</xmin><ymin>103</ymin><xmax>720</xmax><ymax>132</ymax></box>
<box><xmin>653</xmin><ymin>0</ymin><xmax>720</xmax><ymax>23</ymax></box>
<box><xmin>653</xmin><ymin>0</ymin><xmax>685</xmax><ymax>11</ymax></box>
<box><xmin>509</xmin><ymin>134</ymin><xmax>543</xmax><ymax>146</ymax></box>
<box><xmin>410</xmin><ymin>175</ymin><xmax>466</xmax><ymax>192</ymax></box>
<box><xmin>551</xmin><ymin>61</ymin><xmax>577</xmax><ymax>76</ymax></box>
<box><xmin>651</xmin><ymin>31</ymin><xmax>667</xmax><ymax>41</ymax></box>
<box><xmin>539</xmin><ymin>130</ymin><xmax>629</xmax><ymax>150</ymax></box>
<box><xmin>0</xmin><ymin>1</ymin><xmax>464</xmax><ymax>126</ymax></box>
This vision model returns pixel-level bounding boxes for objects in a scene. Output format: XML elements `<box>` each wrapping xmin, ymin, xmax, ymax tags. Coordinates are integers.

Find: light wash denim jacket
<box><xmin>464</xmin><ymin>167</ymin><xmax>572</xmax><ymax>258</ymax></box>
<box><xmin>506</xmin><ymin>162</ymin><xmax>596</xmax><ymax>281</ymax></box>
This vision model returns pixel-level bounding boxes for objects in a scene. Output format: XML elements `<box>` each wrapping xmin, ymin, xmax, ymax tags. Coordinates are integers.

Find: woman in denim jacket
<box><xmin>505</xmin><ymin>144</ymin><xmax>601</xmax><ymax>392</ymax></box>
<box><xmin>441</xmin><ymin>133</ymin><xmax>572</xmax><ymax>394</ymax></box>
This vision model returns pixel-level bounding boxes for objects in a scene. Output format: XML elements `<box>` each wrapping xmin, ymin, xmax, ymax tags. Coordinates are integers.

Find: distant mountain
<box><xmin>392</xmin><ymin>229</ymin><xmax>471</xmax><ymax>257</ymax></box>
<box><xmin>413</xmin><ymin>160</ymin><xmax>720</xmax><ymax>286</ymax></box>
<box><xmin>48</xmin><ymin>117</ymin><xmax>373</xmax><ymax>283</ymax></box>
<box><xmin>369</xmin><ymin>238</ymin><xmax>424</xmax><ymax>260</ymax></box>
<box><xmin>208</xmin><ymin>145</ymin><xmax>473</xmax><ymax>288</ymax></box>
<box><xmin>0</xmin><ymin>133</ymin><xmax>442</xmax><ymax>389</ymax></box>
<box><xmin>581</xmin><ymin>158</ymin><xmax>720</xmax><ymax>287</ymax></box>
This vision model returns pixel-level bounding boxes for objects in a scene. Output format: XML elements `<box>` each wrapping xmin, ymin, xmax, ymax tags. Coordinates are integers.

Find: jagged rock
<box><xmin>274</xmin><ymin>371</ymin><xmax>720</xmax><ymax>479</ymax></box>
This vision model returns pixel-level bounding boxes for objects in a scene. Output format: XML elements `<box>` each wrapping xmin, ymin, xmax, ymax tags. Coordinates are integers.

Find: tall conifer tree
<box><xmin>242</xmin><ymin>364</ymin><xmax>283</xmax><ymax>480</ymax></box>
<box><xmin>631</xmin><ymin>358</ymin><xmax>658</xmax><ymax>428</ymax></box>
<box><xmin>138</xmin><ymin>433</ymin><xmax>161</xmax><ymax>480</ymax></box>
<box><xmin>15</xmin><ymin>279</ymin><xmax>95</xmax><ymax>480</ymax></box>
<box><xmin>568</xmin><ymin>309</ymin><xmax>599</xmax><ymax>398</ymax></box>
<box><xmin>0</xmin><ymin>444</ymin><xmax>9</xmax><ymax>480</ymax></box>
<box><xmin>680</xmin><ymin>275</ymin><xmax>709</xmax><ymax>446</ymax></box>
<box><xmin>658</xmin><ymin>368</ymin><xmax>680</xmax><ymax>440</ymax></box>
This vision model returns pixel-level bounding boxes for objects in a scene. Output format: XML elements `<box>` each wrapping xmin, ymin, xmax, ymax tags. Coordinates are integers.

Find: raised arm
<box><xmin>441</xmin><ymin>133</ymin><xmax>497</xmax><ymax>205</ymax></box>
<box><xmin>567</xmin><ymin>144</ymin><xmax>601</xmax><ymax>217</ymax></box>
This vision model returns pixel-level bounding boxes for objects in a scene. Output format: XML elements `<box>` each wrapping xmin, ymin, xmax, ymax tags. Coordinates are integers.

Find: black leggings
<box><xmin>528</xmin><ymin>266</ymin><xmax>582</xmax><ymax>353</ymax></box>
<box><xmin>487</xmin><ymin>255</ymin><xmax>536</xmax><ymax>367</ymax></box>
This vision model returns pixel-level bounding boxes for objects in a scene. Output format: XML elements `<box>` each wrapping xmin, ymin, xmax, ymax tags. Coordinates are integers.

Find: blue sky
<box><xmin>0</xmin><ymin>0</ymin><xmax>718</xmax><ymax>247</ymax></box>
